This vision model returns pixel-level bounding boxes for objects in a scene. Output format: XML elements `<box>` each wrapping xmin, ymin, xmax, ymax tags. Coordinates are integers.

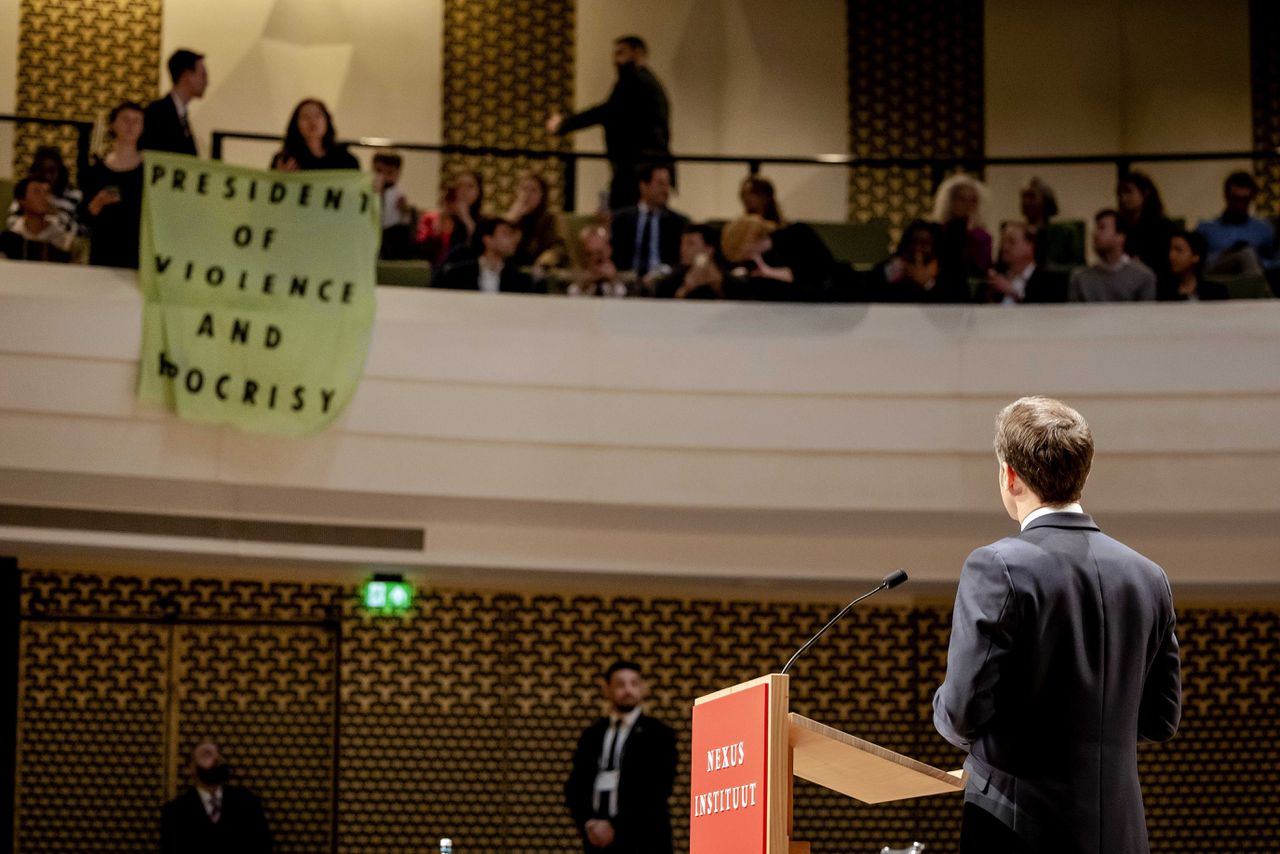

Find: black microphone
<box><xmin>780</xmin><ymin>569</ymin><xmax>908</xmax><ymax>675</ymax></box>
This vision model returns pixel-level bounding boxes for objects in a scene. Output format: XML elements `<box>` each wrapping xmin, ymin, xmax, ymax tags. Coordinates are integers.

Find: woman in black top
<box><xmin>1116</xmin><ymin>170</ymin><xmax>1175</xmax><ymax>286</ymax></box>
<box><xmin>272</xmin><ymin>99</ymin><xmax>359</xmax><ymax>171</ymax></box>
<box><xmin>82</xmin><ymin>101</ymin><xmax>145</xmax><ymax>268</ymax></box>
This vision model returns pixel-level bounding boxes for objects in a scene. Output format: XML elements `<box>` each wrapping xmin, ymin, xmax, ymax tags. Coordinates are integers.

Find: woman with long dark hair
<box><xmin>1116</xmin><ymin>170</ymin><xmax>1175</xmax><ymax>285</ymax></box>
<box><xmin>271</xmin><ymin>98</ymin><xmax>359</xmax><ymax>171</ymax></box>
<box><xmin>504</xmin><ymin>171</ymin><xmax>565</xmax><ymax>267</ymax></box>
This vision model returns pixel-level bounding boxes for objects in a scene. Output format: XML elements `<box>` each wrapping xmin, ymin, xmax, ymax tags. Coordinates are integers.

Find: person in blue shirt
<box><xmin>1195</xmin><ymin>171</ymin><xmax>1276</xmax><ymax>275</ymax></box>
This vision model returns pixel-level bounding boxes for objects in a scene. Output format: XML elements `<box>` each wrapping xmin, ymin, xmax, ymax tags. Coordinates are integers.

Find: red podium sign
<box><xmin>689</xmin><ymin>681</ymin><xmax>771</xmax><ymax>854</ymax></box>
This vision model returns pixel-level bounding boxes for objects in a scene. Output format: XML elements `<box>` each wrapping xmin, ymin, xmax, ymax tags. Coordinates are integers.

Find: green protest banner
<box><xmin>138</xmin><ymin>151</ymin><xmax>378</xmax><ymax>435</ymax></box>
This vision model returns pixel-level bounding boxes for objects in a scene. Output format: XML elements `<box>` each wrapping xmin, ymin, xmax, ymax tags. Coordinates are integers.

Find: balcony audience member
<box><xmin>1069</xmin><ymin>209</ymin><xmax>1156</xmax><ymax>302</ymax></box>
<box><xmin>740</xmin><ymin>176</ymin><xmax>782</xmax><ymax>225</ymax></box>
<box><xmin>505</xmin><ymin>171</ymin><xmax>567</xmax><ymax>268</ymax></box>
<box><xmin>610</xmin><ymin>163</ymin><xmax>689</xmax><ymax>293</ymax></box>
<box><xmin>6</xmin><ymin>145</ymin><xmax>82</xmax><ymax>235</ymax></box>
<box><xmin>872</xmin><ymin>219</ymin><xmax>970</xmax><ymax>303</ymax></box>
<box><xmin>415</xmin><ymin>169</ymin><xmax>485</xmax><ymax>267</ymax></box>
<box><xmin>141</xmin><ymin>48</ymin><xmax>207</xmax><ymax>156</ymax></box>
<box><xmin>0</xmin><ymin>177</ymin><xmax>75</xmax><ymax>262</ymax></box>
<box><xmin>983</xmin><ymin>222</ymin><xmax>1067</xmax><ymax>304</ymax></box>
<box><xmin>720</xmin><ymin>214</ymin><xmax>829</xmax><ymax>301</ymax></box>
<box><xmin>548</xmin><ymin>35</ymin><xmax>671</xmax><ymax>210</ymax></box>
<box><xmin>1164</xmin><ymin>230</ymin><xmax>1226</xmax><ymax>302</ymax></box>
<box><xmin>654</xmin><ymin>223</ymin><xmax>725</xmax><ymax>300</ymax></box>
<box><xmin>160</xmin><ymin>741</ymin><xmax>271</xmax><ymax>854</ymax></box>
<box><xmin>1196</xmin><ymin>171</ymin><xmax>1277</xmax><ymax>275</ymax></box>
<box><xmin>373</xmin><ymin>151</ymin><xmax>415</xmax><ymax>260</ymax></box>
<box><xmin>932</xmin><ymin>174</ymin><xmax>993</xmax><ymax>282</ymax></box>
<box><xmin>271</xmin><ymin>99</ymin><xmax>359</xmax><ymax>172</ymax></box>
<box><xmin>434</xmin><ymin>217</ymin><xmax>538</xmax><ymax>294</ymax></box>
<box><xmin>1116</xmin><ymin>170</ymin><xmax>1175</xmax><ymax>287</ymax></box>
<box><xmin>80</xmin><ymin>101</ymin><xmax>145</xmax><ymax>269</ymax></box>
<box><xmin>1020</xmin><ymin>177</ymin><xmax>1058</xmax><ymax>233</ymax></box>
<box><xmin>1020</xmin><ymin>176</ymin><xmax>1084</xmax><ymax>269</ymax></box>
<box><xmin>568</xmin><ymin>224</ymin><xmax>627</xmax><ymax>297</ymax></box>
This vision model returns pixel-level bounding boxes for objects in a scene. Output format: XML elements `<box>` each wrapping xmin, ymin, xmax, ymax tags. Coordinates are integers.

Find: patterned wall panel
<box><xmin>1251</xmin><ymin>0</ymin><xmax>1280</xmax><ymax>216</ymax></box>
<box><xmin>15</xmin><ymin>569</ymin><xmax>1280</xmax><ymax>852</ymax></box>
<box><xmin>14</xmin><ymin>0</ymin><xmax>162</xmax><ymax>181</ymax></box>
<box><xmin>846</xmin><ymin>0</ymin><xmax>985</xmax><ymax>231</ymax></box>
<box><xmin>440</xmin><ymin>0</ymin><xmax>574</xmax><ymax>215</ymax></box>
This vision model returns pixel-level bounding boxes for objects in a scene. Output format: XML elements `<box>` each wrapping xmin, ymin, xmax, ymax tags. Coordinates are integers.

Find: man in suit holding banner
<box><xmin>934</xmin><ymin>396</ymin><xmax>1182</xmax><ymax>854</ymax></box>
<box><xmin>565</xmin><ymin>660</ymin><xmax>677</xmax><ymax>853</ymax></box>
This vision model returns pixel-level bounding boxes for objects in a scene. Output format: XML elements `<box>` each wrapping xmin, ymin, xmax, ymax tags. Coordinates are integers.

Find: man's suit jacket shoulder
<box><xmin>142</xmin><ymin>95</ymin><xmax>196</xmax><ymax>156</ymax></box>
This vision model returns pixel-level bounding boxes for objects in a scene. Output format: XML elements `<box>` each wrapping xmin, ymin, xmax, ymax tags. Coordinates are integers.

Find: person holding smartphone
<box><xmin>82</xmin><ymin>101</ymin><xmax>145</xmax><ymax>268</ymax></box>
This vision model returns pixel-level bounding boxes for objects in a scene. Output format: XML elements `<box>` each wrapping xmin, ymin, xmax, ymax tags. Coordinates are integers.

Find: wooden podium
<box><xmin>689</xmin><ymin>674</ymin><xmax>964</xmax><ymax>854</ymax></box>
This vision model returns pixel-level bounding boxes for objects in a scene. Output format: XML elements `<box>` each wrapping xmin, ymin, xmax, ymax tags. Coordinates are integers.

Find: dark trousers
<box><xmin>960</xmin><ymin>802</ymin><xmax>1028</xmax><ymax>853</ymax></box>
<box><xmin>608</xmin><ymin>161</ymin><xmax>640</xmax><ymax>211</ymax></box>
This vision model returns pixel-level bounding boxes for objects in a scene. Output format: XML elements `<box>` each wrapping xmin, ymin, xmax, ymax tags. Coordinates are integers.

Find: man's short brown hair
<box><xmin>994</xmin><ymin>396</ymin><xmax>1093</xmax><ymax>504</ymax></box>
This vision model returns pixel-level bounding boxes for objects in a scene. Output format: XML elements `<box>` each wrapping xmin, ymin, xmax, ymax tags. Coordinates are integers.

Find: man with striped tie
<box><xmin>161</xmin><ymin>740</ymin><xmax>272</xmax><ymax>854</ymax></box>
<box><xmin>566</xmin><ymin>661</ymin><xmax>677</xmax><ymax>853</ymax></box>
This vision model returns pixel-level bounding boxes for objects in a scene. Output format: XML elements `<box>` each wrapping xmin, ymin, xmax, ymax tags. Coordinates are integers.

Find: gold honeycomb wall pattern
<box><xmin>14</xmin><ymin>0</ymin><xmax>162</xmax><ymax>182</ymax></box>
<box><xmin>14</xmin><ymin>569</ymin><xmax>1279</xmax><ymax>852</ymax></box>
<box><xmin>846</xmin><ymin>0</ymin><xmax>985</xmax><ymax>231</ymax></box>
<box><xmin>439</xmin><ymin>0</ymin><xmax>574</xmax><ymax>215</ymax></box>
<box><xmin>1251</xmin><ymin>0</ymin><xmax>1280</xmax><ymax>216</ymax></box>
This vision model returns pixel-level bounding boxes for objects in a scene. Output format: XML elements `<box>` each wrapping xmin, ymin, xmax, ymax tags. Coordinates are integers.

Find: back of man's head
<box><xmin>167</xmin><ymin>49</ymin><xmax>204</xmax><ymax>86</ymax></box>
<box><xmin>615</xmin><ymin>35</ymin><xmax>647</xmax><ymax>55</ymax></box>
<box><xmin>994</xmin><ymin>396</ymin><xmax>1093</xmax><ymax>505</ymax></box>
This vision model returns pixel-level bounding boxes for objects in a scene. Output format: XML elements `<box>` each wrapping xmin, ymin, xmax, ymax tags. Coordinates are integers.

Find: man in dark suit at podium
<box><xmin>566</xmin><ymin>660</ymin><xmax>677</xmax><ymax>853</ymax></box>
<box><xmin>161</xmin><ymin>741</ymin><xmax>272</xmax><ymax>854</ymax></box>
<box><xmin>933</xmin><ymin>396</ymin><xmax>1182</xmax><ymax>854</ymax></box>
<box><xmin>141</xmin><ymin>49</ymin><xmax>207</xmax><ymax>156</ymax></box>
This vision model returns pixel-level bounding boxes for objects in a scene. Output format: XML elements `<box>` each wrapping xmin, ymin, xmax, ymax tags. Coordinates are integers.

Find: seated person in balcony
<box><xmin>567</xmin><ymin>224</ymin><xmax>627</xmax><ymax>297</ymax></box>
<box><xmin>0</xmin><ymin>177</ymin><xmax>76</xmax><ymax>262</ymax></box>
<box><xmin>81</xmin><ymin>101</ymin><xmax>145</xmax><ymax>269</ymax></box>
<box><xmin>1196</xmin><ymin>171</ymin><xmax>1277</xmax><ymax>275</ymax></box>
<box><xmin>434</xmin><ymin>217</ymin><xmax>539</xmax><ymax>294</ymax></box>
<box><xmin>1116</xmin><ymin>170</ymin><xmax>1175</xmax><ymax>287</ymax></box>
<box><xmin>6</xmin><ymin>145</ymin><xmax>82</xmax><ymax>236</ymax></box>
<box><xmin>871</xmin><ymin>219</ymin><xmax>970</xmax><ymax>303</ymax></box>
<box><xmin>373</xmin><ymin>151</ymin><xmax>415</xmax><ymax>260</ymax></box>
<box><xmin>610</xmin><ymin>163</ymin><xmax>688</xmax><ymax>281</ymax></box>
<box><xmin>932</xmin><ymin>174</ymin><xmax>992</xmax><ymax>282</ymax></box>
<box><xmin>740</xmin><ymin>175</ymin><xmax>783</xmax><ymax>225</ymax></box>
<box><xmin>1164</xmin><ymin>230</ymin><xmax>1226</xmax><ymax>302</ymax></box>
<box><xmin>141</xmin><ymin>48</ymin><xmax>206</xmax><ymax>156</ymax></box>
<box><xmin>654</xmin><ymin>223</ymin><xmax>724</xmax><ymax>300</ymax></box>
<box><xmin>270</xmin><ymin>99</ymin><xmax>359</xmax><ymax>172</ymax></box>
<box><xmin>719</xmin><ymin>214</ymin><xmax>826</xmax><ymax>301</ymax></box>
<box><xmin>416</xmin><ymin>169</ymin><xmax>485</xmax><ymax>267</ymax></box>
<box><xmin>983</xmin><ymin>222</ymin><xmax>1067</xmax><ymax>304</ymax></box>
<box><xmin>1068</xmin><ymin>209</ymin><xmax>1156</xmax><ymax>302</ymax></box>
<box><xmin>505</xmin><ymin>171</ymin><xmax>566</xmax><ymax>269</ymax></box>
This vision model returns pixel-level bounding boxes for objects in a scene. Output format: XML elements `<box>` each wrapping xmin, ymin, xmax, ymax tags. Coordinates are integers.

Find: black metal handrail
<box><xmin>7</xmin><ymin>114</ymin><xmax>1280</xmax><ymax>215</ymax></box>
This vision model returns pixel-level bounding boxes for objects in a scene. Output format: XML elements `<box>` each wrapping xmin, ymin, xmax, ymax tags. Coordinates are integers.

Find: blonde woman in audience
<box><xmin>931</xmin><ymin>173</ymin><xmax>993</xmax><ymax>282</ymax></box>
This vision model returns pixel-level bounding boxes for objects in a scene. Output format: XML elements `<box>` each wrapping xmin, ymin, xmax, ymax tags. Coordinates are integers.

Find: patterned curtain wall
<box><xmin>13</xmin><ymin>0</ymin><xmax>162</xmax><ymax>182</ymax></box>
<box><xmin>846</xmin><ymin>0</ymin><xmax>985</xmax><ymax>231</ymax></box>
<box><xmin>1250</xmin><ymin>0</ymin><xmax>1280</xmax><ymax>216</ymax></box>
<box><xmin>439</xmin><ymin>0</ymin><xmax>575</xmax><ymax>217</ymax></box>
<box><xmin>14</xmin><ymin>568</ymin><xmax>1280</xmax><ymax>853</ymax></box>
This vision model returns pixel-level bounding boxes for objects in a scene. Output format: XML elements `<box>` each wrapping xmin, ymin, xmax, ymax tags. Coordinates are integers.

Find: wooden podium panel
<box><xmin>789</xmin><ymin>713</ymin><xmax>965</xmax><ymax>803</ymax></box>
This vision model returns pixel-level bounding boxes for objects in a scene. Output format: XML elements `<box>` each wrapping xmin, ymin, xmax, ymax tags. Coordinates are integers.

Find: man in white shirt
<box><xmin>142</xmin><ymin>49</ymin><xmax>208</xmax><ymax>156</ymax></box>
<box><xmin>985</xmin><ymin>222</ymin><xmax>1067</xmax><ymax>304</ymax></box>
<box><xmin>566</xmin><ymin>661</ymin><xmax>677</xmax><ymax>853</ymax></box>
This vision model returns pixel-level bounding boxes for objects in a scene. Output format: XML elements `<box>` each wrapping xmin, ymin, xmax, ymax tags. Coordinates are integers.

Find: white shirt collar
<box><xmin>1021</xmin><ymin>503</ymin><xmax>1085</xmax><ymax>531</ymax></box>
<box><xmin>171</xmin><ymin>91</ymin><xmax>188</xmax><ymax>119</ymax></box>
<box><xmin>611</xmin><ymin>706</ymin><xmax>642</xmax><ymax>728</ymax></box>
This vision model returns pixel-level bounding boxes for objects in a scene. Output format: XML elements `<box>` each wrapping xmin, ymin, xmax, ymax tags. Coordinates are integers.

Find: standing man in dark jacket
<box><xmin>141</xmin><ymin>49</ymin><xmax>207</xmax><ymax>156</ymax></box>
<box><xmin>566</xmin><ymin>660</ymin><xmax>677</xmax><ymax>854</ymax></box>
<box><xmin>161</xmin><ymin>741</ymin><xmax>272</xmax><ymax>854</ymax></box>
<box><xmin>547</xmin><ymin>35</ymin><xmax>671</xmax><ymax>210</ymax></box>
<box><xmin>934</xmin><ymin>396</ymin><xmax>1181</xmax><ymax>854</ymax></box>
